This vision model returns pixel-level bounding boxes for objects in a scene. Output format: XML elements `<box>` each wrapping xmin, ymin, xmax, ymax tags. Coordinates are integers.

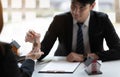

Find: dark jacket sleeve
<box><xmin>0</xmin><ymin>42</ymin><xmax>35</xmax><ymax>77</ymax></box>
<box><xmin>38</xmin><ymin>15</ymin><xmax>61</xmax><ymax>60</ymax></box>
<box><xmin>96</xmin><ymin>13</ymin><xmax>120</xmax><ymax>62</ymax></box>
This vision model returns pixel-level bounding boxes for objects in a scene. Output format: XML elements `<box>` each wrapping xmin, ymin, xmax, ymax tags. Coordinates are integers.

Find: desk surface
<box><xmin>32</xmin><ymin>57</ymin><xmax>120</xmax><ymax>77</ymax></box>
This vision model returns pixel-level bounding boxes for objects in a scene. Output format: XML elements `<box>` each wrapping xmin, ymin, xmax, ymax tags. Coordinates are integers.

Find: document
<box><xmin>38</xmin><ymin>56</ymin><xmax>81</xmax><ymax>73</ymax></box>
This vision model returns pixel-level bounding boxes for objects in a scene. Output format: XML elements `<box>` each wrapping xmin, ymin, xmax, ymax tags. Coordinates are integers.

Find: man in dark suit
<box><xmin>0</xmin><ymin>1</ymin><xmax>44</xmax><ymax>77</ymax></box>
<box><xmin>26</xmin><ymin>0</ymin><xmax>120</xmax><ymax>62</ymax></box>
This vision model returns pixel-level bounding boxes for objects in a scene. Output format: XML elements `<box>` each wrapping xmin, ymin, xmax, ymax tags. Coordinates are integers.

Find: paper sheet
<box><xmin>38</xmin><ymin>57</ymin><xmax>81</xmax><ymax>73</ymax></box>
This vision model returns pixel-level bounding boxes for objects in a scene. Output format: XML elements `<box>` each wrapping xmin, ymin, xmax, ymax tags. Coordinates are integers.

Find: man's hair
<box><xmin>72</xmin><ymin>0</ymin><xmax>95</xmax><ymax>5</ymax></box>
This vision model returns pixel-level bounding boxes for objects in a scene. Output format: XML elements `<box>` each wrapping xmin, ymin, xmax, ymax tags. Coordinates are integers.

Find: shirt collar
<box><xmin>84</xmin><ymin>13</ymin><xmax>90</xmax><ymax>27</ymax></box>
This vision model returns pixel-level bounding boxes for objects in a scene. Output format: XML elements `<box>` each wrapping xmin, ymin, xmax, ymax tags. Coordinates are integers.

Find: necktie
<box><xmin>76</xmin><ymin>23</ymin><xmax>84</xmax><ymax>54</ymax></box>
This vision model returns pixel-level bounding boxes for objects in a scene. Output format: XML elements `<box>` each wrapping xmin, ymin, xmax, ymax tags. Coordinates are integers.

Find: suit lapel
<box><xmin>65</xmin><ymin>13</ymin><xmax>73</xmax><ymax>52</ymax></box>
<box><xmin>89</xmin><ymin>11</ymin><xmax>96</xmax><ymax>52</ymax></box>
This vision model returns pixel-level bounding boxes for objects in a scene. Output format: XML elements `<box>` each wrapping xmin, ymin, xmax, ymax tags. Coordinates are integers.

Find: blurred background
<box><xmin>0</xmin><ymin>0</ymin><xmax>120</xmax><ymax>57</ymax></box>
<box><xmin>1</xmin><ymin>0</ymin><xmax>120</xmax><ymax>23</ymax></box>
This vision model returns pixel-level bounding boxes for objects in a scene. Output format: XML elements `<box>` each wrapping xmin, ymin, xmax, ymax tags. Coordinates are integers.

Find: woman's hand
<box><xmin>26</xmin><ymin>48</ymin><xmax>44</xmax><ymax>60</ymax></box>
<box><xmin>25</xmin><ymin>30</ymin><xmax>44</xmax><ymax>60</ymax></box>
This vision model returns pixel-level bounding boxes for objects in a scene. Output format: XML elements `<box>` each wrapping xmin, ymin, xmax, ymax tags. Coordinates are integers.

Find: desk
<box><xmin>32</xmin><ymin>57</ymin><xmax>120</xmax><ymax>77</ymax></box>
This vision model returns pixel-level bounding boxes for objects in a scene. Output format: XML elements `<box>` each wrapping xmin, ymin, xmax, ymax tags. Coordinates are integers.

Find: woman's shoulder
<box><xmin>0</xmin><ymin>41</ymin><xmax>11</xmax><ymax>48</ymax></box>
<box><xmin>0</xmin><ymin>41</ymin><xmax>11</xmax><ymax>55</ymax></box>
<box><xmin>0</xmin><ymin>41</ymin><xmax>9</xmax><ymax>45</ymax></box>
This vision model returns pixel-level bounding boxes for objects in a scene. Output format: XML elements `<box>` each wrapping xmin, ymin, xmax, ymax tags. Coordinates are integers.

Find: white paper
<box><xmin>39</xmin><ymin>57</ymin><xmax>80</xmax><ymax>73</ymax></box>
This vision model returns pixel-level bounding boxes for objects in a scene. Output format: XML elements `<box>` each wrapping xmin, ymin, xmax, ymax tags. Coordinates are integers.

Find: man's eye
<box><xmin>80</xmin><ymin>6</ymin><xmax>84</xmax><ymax>9</ymax></box>
<box><xmin>72</xmin><ymin>4</ymin><xmax>76</xmax><ymax>7</ymax></box>
<box><xmin>72</xmin><ymin>5</ymin><xmax>76</xmax><ymax>9</ymax></box>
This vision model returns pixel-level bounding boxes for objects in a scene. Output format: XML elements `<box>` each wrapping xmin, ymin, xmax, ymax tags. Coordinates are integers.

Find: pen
<box><xmin>32</xmin><ymin>38</ymin><xmax>38</xmax><ymax>50</ymax></box>
<box><xmin>46</xmin><ymin>70</ymin><xmax>65</xmax><ymax>73</ymax></box>
<box><xmin>38</xmin><ymin>70</ymin><xmax>72</xmax><ymax>73</ymax></box>
<box><xmin>29</xmin><ymin>30</ymin><xmax>38</xmax><ymax>50</ymax></box>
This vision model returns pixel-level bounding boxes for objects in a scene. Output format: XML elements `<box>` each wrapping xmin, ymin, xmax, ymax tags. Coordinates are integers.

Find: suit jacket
<box><xmin>39</xmin><ymin>10</ymin><xmax>120</xmax><ymax>62</ymax></box>
<box><xmin>0</xmin><ymin>42</ymin><xmax>35</xmax><ymax>77</ymax></box>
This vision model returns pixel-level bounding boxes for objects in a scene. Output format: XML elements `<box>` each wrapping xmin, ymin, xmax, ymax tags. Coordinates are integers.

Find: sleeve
<box><xmin>2</xmin><ymin>43</ymin><xmax>35</xmax><ymax>77</ymax></box>
<box><xmin>96</xmin><ymin>14</ymin><xmax>120</xmax><ymax>62</ymax></box>
<box><xmin>38</xmin><ymin>15</ymin><xmax>60</xmax><ymax>61</ymax></box>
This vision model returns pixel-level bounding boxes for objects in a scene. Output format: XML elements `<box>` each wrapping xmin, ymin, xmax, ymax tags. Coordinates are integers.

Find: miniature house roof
<box><xmin>10</xmin><ymin>40</ymin><xmax>20</xmax><ymax>49</ymax></box>
<box><xmin>84</xmin><ymin>57</ymin><xmax>95</xmax><ymax>66</ymax></box>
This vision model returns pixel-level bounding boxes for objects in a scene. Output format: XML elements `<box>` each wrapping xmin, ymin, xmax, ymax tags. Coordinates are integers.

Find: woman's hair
<box><xmin>0</xmin><ymin>1</ymin><xmax>4</xmax><ymax>56</ymax></box>
<box><xmin>0</xmin><ymin>1</ymin><xmax>3</xmax><ymax>33</ymax></box>
<box><xmin>0</xmin><ymin>42</ymin><xmax>6</xmax><ymax>56</ymax></box>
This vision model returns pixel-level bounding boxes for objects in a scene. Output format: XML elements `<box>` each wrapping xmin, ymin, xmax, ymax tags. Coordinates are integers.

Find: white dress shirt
<box><xmin>72</xmin><ymin>13</ymin><xmax>91</xmax><ymax>54</ymax></box>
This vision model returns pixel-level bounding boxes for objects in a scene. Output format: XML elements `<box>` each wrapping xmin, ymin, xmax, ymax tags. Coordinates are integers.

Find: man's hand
<box><xmin>67</xmin><ymin>52</ymin><xmax>84</xmax><ymax>62</ymax></box>
<box><xmin>25</xmin><ymin>30</ymin><xmax>40</xmax><ymax>43</ymax></box>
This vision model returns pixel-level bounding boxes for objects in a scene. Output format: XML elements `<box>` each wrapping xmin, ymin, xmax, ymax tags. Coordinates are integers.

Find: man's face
<box><xmin>71</xmin><ymin>2</ymin><xmax>95</xmax><ymax>23</ymax></box>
